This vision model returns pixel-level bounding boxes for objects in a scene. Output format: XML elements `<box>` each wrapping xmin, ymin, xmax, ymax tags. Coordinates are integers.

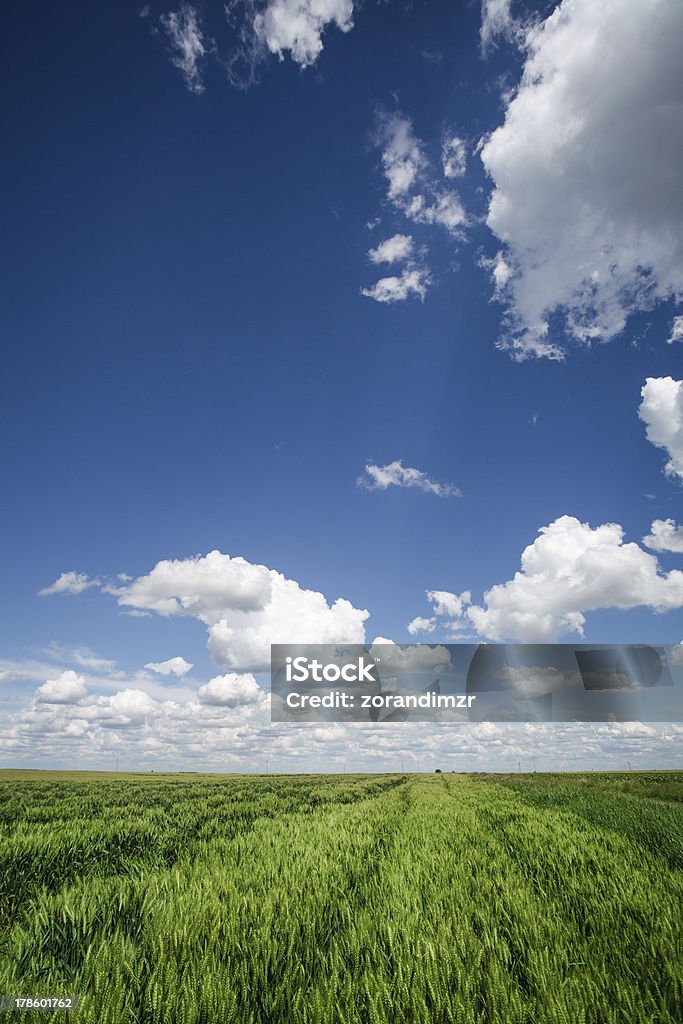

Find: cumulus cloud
<box><xmin>253</xmin><ymin>0</ymin><xmax>354</xmax><ymax>68</ymax></box>
<box><xmin>407</xmin><ymin>590</ymin><xmax>472</xmax><ymax>637</ymax></box>
<box><xmin>120</xmin><ymin>551</ymin><xmax>272</xmax><ymax>618</ymax></box>
<box><xmin>197</xmin><ymin>672</ymin><xmax>264</xmax><ymax>706</ymax></box>
<box><xmin>360</xmin><ymin>268</ymin><xmax>430</xmax><ymax>304</ymax></box>
<box><xmin>406</xmin><ymin>616</ymin><xmax>436</xmax><ymax>636</ymax></box>
<box><xmin>144</xmin><ymin>656</ymin><xmax>194</xmax><ymax>677</ymax></box>
<box><xmin>94</xmin><ymin>689</ymin><xmax>158</xmax><ymax>725</ymax></box>
<box><xmin>36</xmin><ymin>671</ymin><xmax>87</xmax><ymax>705</ymax></box>
<box><xmin>667</xmin><ymin>316</ymin><xmax>683</xmax><ymax>344</ymax></box>
<box><xmin>643</xmin><ymin>519</ymin><xmax>683</xmax><ymax>554</ymax></box>
<box><xmin>639</xmin><ymin>377</ymin><xmax>683</xmax><ymax>481</ymax></box>
<box><xmin>441</xmin><ymin>133</ymin><xmax>467</xmax><ymax>178</ymax></box>
<box><xmin>160</xmin><ymin>5</ymin><xmax>208</xmax><ymax>94</ymax></box>
<box><xmin>38</xmin><ymin>572</ymin><xmax>97</xmax><ymax>596</ymax></box>
<box><xmin>464</xmin><ymin>515</ymin><xmax>683</xmax><ymax>641</ymax></box>
<box><xmin>368</xmin><ymin>234</ymin><xmax>413</xmax><ymax>265</ymax></box>
<box><xmin>357</xmin><ymin>460</ymin><xmax>461</xmax><ymax>498</ymax></box>
<box><xmin>113</xmin><ymin>550</ymin><xmax>368</xmax><ymax>673</ymax></box>
<box><xmin>480</xmin><ymin>0</ymin><xmax>683</xmax><ymax>358</ymax></box>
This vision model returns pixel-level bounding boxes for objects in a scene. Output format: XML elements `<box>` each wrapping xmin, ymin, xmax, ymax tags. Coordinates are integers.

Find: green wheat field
<box><xmin>0</xmin><ymin>770</ymin><xmax>681</xmax><ymax>1023</ymax></box>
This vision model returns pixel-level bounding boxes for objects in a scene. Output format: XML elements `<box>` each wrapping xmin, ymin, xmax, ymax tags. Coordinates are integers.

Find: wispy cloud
<box><xmin>358</xmin><ymin>460</ymin><xmax>461</xmax><ymax>498</ymax></box>
<box><xmin>144</xmin><ymin>656</ymin><xmax>194</xmax><ymax>677</ymax></box>
<box><xmin>376</xmin><ymin>112</ymin><xmax>468</xmax><ymax>237</ymax></box>
<box><xmin>160</xmin><ymin>4</ymin><xmax>208</xmax><ymax>94</ymax></box>
<box><xmin>441</xmin><ymin>132</ymin><xmax>467</xmax><ymax>179</ymax></box>
<box><xmin>361</xmin><ymin>268</ymin><xmax>429</xmax><ymax>304</ymax></box>
<box><xmin>362</xmin><ymin>112</ymin><xmax>468</xmax><ymax>302</ymax></box>
<box><xmin>667</xmin><ymin>316</ymin><xmax>683</xmax><ymax>345</ymax></box>
<box><xmin>38</xmin><ymin>572</ymin><xmax>99</xmax><ymax>596</ymax></box>
<box><xmin>479</xmin><ymin>0</ymin><xmax>519</xmax><ymax>54</ymax></box>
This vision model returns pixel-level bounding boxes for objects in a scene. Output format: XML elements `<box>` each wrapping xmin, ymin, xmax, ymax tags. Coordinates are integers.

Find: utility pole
<box><xmin>266</xmin><ymin>759</ymin><xmax>269</xmax><ymax>774</ymax></box>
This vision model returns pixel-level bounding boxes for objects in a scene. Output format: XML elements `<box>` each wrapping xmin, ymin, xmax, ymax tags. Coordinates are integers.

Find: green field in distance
<box><xmin>0</xmin><ymin>771</ymin><xmax>681</xmax><ymax>1023</ymax></box>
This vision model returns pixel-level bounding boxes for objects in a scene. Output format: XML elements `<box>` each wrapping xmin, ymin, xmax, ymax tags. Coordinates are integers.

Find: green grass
<box><xmin>0</xmin><ymin>772</ymin><xmax>681</xmax><ymax>1023</ymax></box>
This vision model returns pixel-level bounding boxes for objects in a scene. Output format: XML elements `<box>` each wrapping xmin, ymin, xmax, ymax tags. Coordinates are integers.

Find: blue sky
<box><xmin>1</xmin><ymin>0</ymin><xmax>682</xmax><ymax>772</ymax></box>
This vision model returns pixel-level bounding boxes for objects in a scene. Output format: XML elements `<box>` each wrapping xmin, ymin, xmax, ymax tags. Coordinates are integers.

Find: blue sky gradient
<box><xmin>1</xmin><ymin>0</ymin><xmax>682</xmax><ymax>771</ymax></box>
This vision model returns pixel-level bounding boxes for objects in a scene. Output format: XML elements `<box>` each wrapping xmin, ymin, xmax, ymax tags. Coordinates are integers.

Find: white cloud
<box><xmin>481</xmin><ymin>0</ymin><xmax>683</xmax><ymax>358</ymax></box>
<box><xmin>36</xmin><ymin>671</ymin><xmax>87</xmax><ymax>705</ymax></box>
<box><xmin>643</xmin><ymin>519</ymin><xmax>683</xmax><ymax>554</ymax></box>
<box><xmin>426</xmin><ymin>589</ymin><xmax>472</xmax><ymax>619</ymax></box>
<box><xmin>360</xmin><ymin>268</ymin><xmax>430</xmax><ymax>304</ymax></box>
<box><xmin>464</xmin><ymin>515</ymin><xmax>683</xmax><ymax>641</ymax></box>
<box><xmin>38</xmin><ymin>572</ymin><xmax>97</xmax><ymax>596</ymax></box>
<box><xmin>368</xmin><ymin>234</ymin><xmax>413</xmax><ymax>265</ymax></box>
<box><xmin>197</xmin><ymin>672</ymin><xmax>264</xmax><ymax>707</ymax></box>
<box><xmin>363</xmin><ymin>113</ymin><xmax>470</xmax><ymax>303</ymax></box>
<box><xmin>407</xmin><ymin>590</ymin><xmax>472</xmax><ymax>637</ymax></box>
<box><xmin>639</xmin><ymin>377</ymin><xmax>683</xmax><ymax>481</ymax></box>
<box><xmin>376</xmin><ymin>113</ymin><xmax>468</xmax><ymax>237</ymax></box>
<box><xmin>120</xmin><ymin>551</ymin><xmax>272</xmax><ymax>618</ymax></box>
<box><xmin>113</xmin><ymin>550</ymin><xmax>368</xmax><ymax>673</ymax></box>
<box><xmin>379</xmin><ymin>113</ymin><xmax>427</xmax><ymax>199</ymax></box>
<box><xmin>253</xmin><ymin>0</ymin><xmax>354</xmax><ymax>68</ymax></box>
<box><xmin>160</xmin><ymin>5</ymin><xmax>208</xmax><ymax>94</ymax></box>
<box><xmin>358</xmin><ymin>460</ymin><xmax>461</xmax><ymax>498</ymax></box>
<box><xmin>144</xmin><ymin>656</ymin><xmax>194</xmax><ymax>677</ymax></box>
<box><xmin>481</xmin><ymin>250</ymin><xmax>513</xmax><ymax>299</ymax></box>
<box><xmin>667</xmin><ymin>316</ymin><xmax>683</xmax><ymax>344</ymax></box>
<box><xmin>441</xmin><ymin>133</ymin><xmax>467</xmax><ymax>178</ymax></box>
<box><xmin>406</xmin><ymin>616</ymin><xmax>436</xmax><ymax>636</ymax></box>
<box><xmin>1</xmin><ymin>680</ymin><xmax>680</xmax><ymax>772</ymax></box>
<box><xmin>403</xmin><ymin>191</ymin><xmax>467</xmax><ymax>234</ymax></box>
<box><xmin>480</xmin><ymin>0</ymin><xmax>517</xmax><ymax>52</ymax></box>
<box><xmin>99</xmin><ymin>689</ymin><xmax>157</xmax><ymax>724</ymax></box>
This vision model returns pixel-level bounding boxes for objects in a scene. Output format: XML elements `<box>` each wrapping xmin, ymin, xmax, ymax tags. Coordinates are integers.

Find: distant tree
<box><xmin>435</xmin><ymin>768</ymin><xmax>442</xmax><ymax>773</ymax></box>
